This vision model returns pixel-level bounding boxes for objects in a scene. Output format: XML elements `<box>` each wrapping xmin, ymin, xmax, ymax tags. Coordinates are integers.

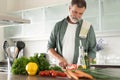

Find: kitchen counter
<box><xmin>0</xmin><ymin>72</ymin><xmax>71</xmax><ymax>80</ymax></box>
<box><xmin>0</xmin><ymin>68</ymin><xmax>120</xmax><ymax>80</ymax></box>
<box><xmin>91</xmin><ymin>64</ymin><xmax>120</xmax><ymax>68</ymax></box>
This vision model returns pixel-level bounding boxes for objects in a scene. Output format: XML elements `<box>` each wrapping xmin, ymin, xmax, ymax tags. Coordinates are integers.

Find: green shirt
<box><xmin>47</xmin><ymin>17</ymin><xmax>96</xmax><ymax>64</ymax></box>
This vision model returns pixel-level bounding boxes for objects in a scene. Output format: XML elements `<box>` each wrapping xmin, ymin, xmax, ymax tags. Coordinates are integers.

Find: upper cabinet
<box><xmin>45</xmin><ymin>4</ymin><xmax>68</xmax><ymax>34</ymax></box>
<box><xmin>83</xmin><ymin>0</ymin><xmax>99</xmax><ymax>31</ymax></box>
<box><xmin>22</xmin><ymin>8</ymin><xmax>45</xmax><ymax>36</ymax></box>
<box><xmin>101</xmin><ymin>0</ymin><xmax>120</xmax><ymax>32</ymax></box>
<box><xmin>4</xmin><ymin>0</ymin><xmax>120</xmax><ymax>40</ymax></box>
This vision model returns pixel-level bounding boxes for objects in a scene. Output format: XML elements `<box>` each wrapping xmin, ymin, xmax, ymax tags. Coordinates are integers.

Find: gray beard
<box><xmin>71</xmin><ymin>17</ymin><xmax>79</xmax><ymax>23</ymax></box>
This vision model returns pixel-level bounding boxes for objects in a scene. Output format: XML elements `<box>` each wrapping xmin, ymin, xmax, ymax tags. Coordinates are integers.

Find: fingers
<box><xmin>59</xmin><ymin>58</ymin><xmax>68</xmax><ymax>68</ymax></box>
<box><xmin>59</xmin><ymin>62</ymin><xmax>67</xmax><ymax>68</ymax></box>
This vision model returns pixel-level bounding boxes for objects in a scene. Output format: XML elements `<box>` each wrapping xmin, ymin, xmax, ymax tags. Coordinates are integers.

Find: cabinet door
<box><xmin>83</xmin><ymin>0</ymin><xmax>99</xmax><ymax>32</ymax></box>
<box><xmin>22</xmin><ymin>8</ymin><xmax>45</xmax><ymax>35</ymax></box>
<box><xmin>45</xmin><ymin>4</ymin><xmax>68</xmax><ymax>34</ymax></box>
<box><xmin>102</xmin><ymin>0</ymin><xmax>120</xmax><ymax>32</ymax></box>
<box><xmin>4</xmin><ymin>12</ymin><xmax>22</xmax><ymax>38</ymax></box>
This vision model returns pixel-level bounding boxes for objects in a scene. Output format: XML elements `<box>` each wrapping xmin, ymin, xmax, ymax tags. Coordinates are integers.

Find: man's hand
<box><xmin>59</xmin><ymin>58</ymin><xmax>68</xmax><ymax>68</ymax></box>
<box><xmin>48</xmin><ymin>48</ymin><xmax>68</xmax><ymax>68</ymax></box>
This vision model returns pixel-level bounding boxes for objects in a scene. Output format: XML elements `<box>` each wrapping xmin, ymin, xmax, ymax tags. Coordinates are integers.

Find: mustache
<box><xmin>72</xmin><ymin>17</ymin><xmax>79</xmax><ymax>21</ymax></box>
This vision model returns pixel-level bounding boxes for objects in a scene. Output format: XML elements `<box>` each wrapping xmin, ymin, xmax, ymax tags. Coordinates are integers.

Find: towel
<box><xmin>79</xmin><ymin>20</ymin><xmax>91</xmax><ymax>38</ymax></box>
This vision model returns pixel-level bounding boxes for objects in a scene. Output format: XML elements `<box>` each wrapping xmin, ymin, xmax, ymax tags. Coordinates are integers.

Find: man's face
<box><xmin>69</xmin><ymin>4</ymin><xmax>86</xmax><ymax>23</ymax></box>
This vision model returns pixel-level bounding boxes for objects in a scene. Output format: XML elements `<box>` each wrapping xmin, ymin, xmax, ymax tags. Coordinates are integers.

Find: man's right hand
<box><xmin>48</xmin><ymin>48</ymin><xmax>68</xmax><ymax>68</ymax></box>
<box><xmin>59</xmin><ymin>58</ymin><xmax>68</xmax><ymax>68</ymax></box>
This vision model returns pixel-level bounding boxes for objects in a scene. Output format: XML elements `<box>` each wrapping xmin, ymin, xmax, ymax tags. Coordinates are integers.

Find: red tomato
<box><xmin>51</xmin><ymin>72</ymin><xmax>57</xmax><ymax>77</ymax></box>
<box><xmin>44</xmin><ymin>71</ymin><xmax>50</xmax><ymax>76</ymax></box>
<box><xmin>39</xmin><ymin>71</ymin><xmax>50</xmax><ymax>76</ymax></box>
<box><xmin>57</xmin><ymin>72</ymin><xmax>66</xmax><ymax>77</ymax></box>
<box><xmin>49</xmin><ymin>70</ymin><xmax>55</xmax><ymax>74</ymax></box>
<box><xmin>39</xmin><ymin>71</ymin><xmax>45</xmax><ymax>76</ymax></box>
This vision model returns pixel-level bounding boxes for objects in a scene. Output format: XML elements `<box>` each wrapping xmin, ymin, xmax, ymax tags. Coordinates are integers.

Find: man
<box><xmin>47</xmin><ymin>0</ymin><xmax>96</xmax><ymax>68</ymax></box>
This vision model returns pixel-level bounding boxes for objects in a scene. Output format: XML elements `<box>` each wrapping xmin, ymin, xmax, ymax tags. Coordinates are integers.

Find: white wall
<box><xmin>0</xmin><ymin>28</ymin><xmax>5</xmax><ymax>61</ymax></box>
<box><xmin>0</xmin><ymin>0</ymin><xmax>7</xmax><ymax>13</ymax></box>
<box><xmin>6</xmin><ymin>0</ymin><xmax>16</xmax><ymax>13</ymax></box>
<box><xmin>23</xmin><ymin>40</ymin><xmax>48</xmax><ymax>57</ymax></box>
<box><xmin>0</xmin><ymin>0</ymin><xmax>16</xmax><ymax>13</ymax></box>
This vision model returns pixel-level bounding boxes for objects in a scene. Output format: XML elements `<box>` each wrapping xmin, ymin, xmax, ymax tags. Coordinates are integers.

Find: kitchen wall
<box><xmin>0</xmin><ymin>0</ymin><xmax>15</xmax><ymax>13</ymax></box>
<box><xmin>96</xmin><ymin>36</ymin><xmax>120</xmax><ymax>64</ymax></box>
<box><xmin>0</xmin><ymin>28</ymin><xmax>5</xmax><ymax>61</ymax></box>
<box><xmin>0</xmin><ymin>0</ymin><xmax>7</xmax><ymax>13</ymax></box>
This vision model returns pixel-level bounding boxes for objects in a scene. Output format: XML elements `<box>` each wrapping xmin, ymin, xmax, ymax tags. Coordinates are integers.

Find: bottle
<box><xmin>84</xmin><ymin>52</ymin><xmax>90</xmax><ymax>69</ymax></box>
<box><xmin>77</xmin><ymin>40</ymin><xmax>86</xmax><ymax>69</ymax></box>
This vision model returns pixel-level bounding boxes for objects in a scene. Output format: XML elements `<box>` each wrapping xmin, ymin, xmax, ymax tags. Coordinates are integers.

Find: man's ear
<box><xmin>69</xmin><ymin>5</ymin><xmax>71</xmax><ymax>11</ymax></box>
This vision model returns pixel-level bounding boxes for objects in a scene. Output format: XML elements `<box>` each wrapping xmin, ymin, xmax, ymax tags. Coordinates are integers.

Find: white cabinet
<box><xmin>4</xmin><ymin>26</ymin><xmax>22</xmax><ymax>38</ymax></box>
<box><xmin>22</xmin><ymin>8</ymin><xmax>45</xmax><ymax>36</ymax></box>
<box><xmin>4</xmin><ymin>3</ymin><xmax>69</xmax><ymax>40</ymax></box>
<box><xmin>101</xmin><ymin>0</ymin><xmax>120</xmax><ymax>32</ymax></box>
<box><xmin>83</xmin><ymin>0</ymin><xmax>99</xmax><ymax>31</ymax></box>
<box><xmin>4</xmin><ymin>0</ymin><xmax>120</xmax><ymax>40</ymax></box>
<box><xmin>45</xmin><ymin>4</ymin><xmax>68</xmax><ymax>34</ymax></box>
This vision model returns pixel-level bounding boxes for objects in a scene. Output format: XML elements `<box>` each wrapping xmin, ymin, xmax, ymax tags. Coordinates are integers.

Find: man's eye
<box><xmin>79</xmin><ymin>13</ymin><xmax>83</xmax><ymax>15</ymax></box>
<box><xmin>72</xmin><ymin>11</ymin><xmax>77</xmax><ymax>14</ymax></box>
<box><xmin>74</xmin><ymin>11</ymin><xmax>77</xmax><ymax>14</ymax></box>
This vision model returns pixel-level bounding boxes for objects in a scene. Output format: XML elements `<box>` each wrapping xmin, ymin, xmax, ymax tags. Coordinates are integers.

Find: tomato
<box><xmin>44</xmin><ymin>71</ymin><xmax>50</xmax><ymax>76</ymax></box>
<box><xmin>49</xmin><ymin>70</ymin><xmax>54</xmax><ymax>74</ymax></box>
<box><xmin>51</xmin><ymin>71</ymin><xmax>57</xmax><ymax>77</ymax></box>
<box><xmin>39</xmin><ymin>71</ymin><xmax>45</xmax><ymax>76</ymax></box>
<box><xmin>57</xmin><ymin>72</ymin><xmax>66</xmax><ymax>77</ymax></box>
<box><xmin>39</xmin><ymin>71</ymin><xmax>50</xmax><ymax>76</ymax></box>
<box><xmin>39</xmin><ymin>70</ymin><xmax>66</xmax><ymax>78</ymax></box>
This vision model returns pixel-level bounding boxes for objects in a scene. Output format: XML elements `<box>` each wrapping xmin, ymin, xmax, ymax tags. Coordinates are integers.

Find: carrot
<box><xmin>75</xmin><ymin>70</ymin><xmax>94</xmax><ymax>80</ymax></box>
<box><xmin>73</xmin><ymin>72</ymin><xmax>84</xmax><ymax>78</ymax></box>
<box><xmin>62</xmin><ymin>69</ymin><xmax>71</xmax><ymax>78</ymax></box>
<box><xmin>64</xmin><ymin>71</ymin><xmax>72</xmax><ymax>79</ymax></box>
<box><xmin>67</xmin><ymin>70</ymin><xmax>79</xmax><ymax>80</ymax></box>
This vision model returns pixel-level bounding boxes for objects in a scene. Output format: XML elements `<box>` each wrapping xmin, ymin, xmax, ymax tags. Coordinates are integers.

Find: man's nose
<box><xmin>75</xmin><ymin>13</ymin><xmax>81</xmax><ymax>19</ymax></box>
<box><xmin>75</xmin><ymin>15</ymin><xmax>81</xmax><ymax>19</ymax></box>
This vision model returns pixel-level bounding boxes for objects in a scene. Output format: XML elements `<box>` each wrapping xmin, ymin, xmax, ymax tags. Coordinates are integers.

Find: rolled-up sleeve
<box><xmin>87</xmin><ymin>26</ymin><xmax>96</xmax><ymax>59</ymax></box>
<box><xmin>47</xmin><ymin>23</ymin><xmax>59</xmax><ymax>51</ymax></box>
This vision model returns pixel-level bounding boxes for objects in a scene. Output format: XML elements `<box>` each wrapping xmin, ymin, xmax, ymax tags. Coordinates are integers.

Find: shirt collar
<box><xmin>64</xmin><ymin>16</ymin><xmax>83</xmax><ymax>26</ymax></box>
